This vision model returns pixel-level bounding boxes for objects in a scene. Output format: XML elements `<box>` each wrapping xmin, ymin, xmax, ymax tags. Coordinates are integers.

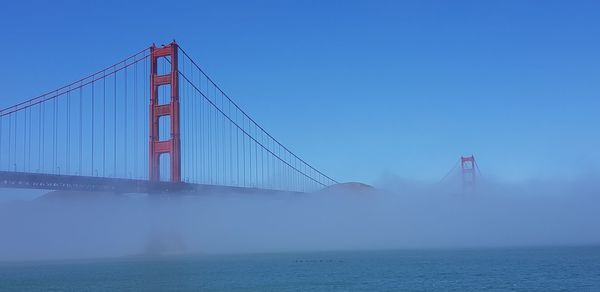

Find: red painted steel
<box><xmin>461</xmin><ymin>155</ymin><xmax>476</xmax><ymax>189</ymax></box>
<box><xmin>149</xmin><ymin>42</ymin><xmax>181</xmax><ymax>182</ymax></box>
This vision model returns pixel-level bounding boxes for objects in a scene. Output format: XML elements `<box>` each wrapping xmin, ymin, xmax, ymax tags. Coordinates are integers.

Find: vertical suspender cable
<box><xmin>124</xmin><ymin>61</ymin><xmax>128</xmax><ymax>177</ymax></box>
<box><xmin>114</xmin><ymin>70</ymin><xmax>117</xmax><ymax>177</ymax></box>
<box><xmin>260</xmin><ymin>129</ymin><xmax>263</xmax><ymax>187</ymax></box>
<box><xmin>236</xmin><ymin>108</ymin><xmax>239</xmax><ymax>186</ymax></box>
<box><xmin>190</xmin><ymin>62</ymin><xmax>195</xmax><ymax>182</ymax></box>
<box><xmin>247</xmin><ymin>117</ymin><xmax>250</xmax><ymax>186</ymax></box>
<box><xmin>52</xmin><ymin>96</ymin><xmax>55</xmax><ymax>172</ymax></box>
<box><xmin>200</xmin><ymin>73</ymin><xmax>203</xmax><ymax>183</ymax></box>
<box><xmin>202</xmin><ymin>75</ymin><xmax>205</xmax><ymax>183</ymax></box>
<box><xmin>144</xmin><ymin>55</ymin><xmax>148</xmax><ymax>179</ymax></box>
<box><xmin>208</xmin><ymin>79</ymin><xmax>212</xmax><ymax>184</ymax></box>
<box><xmin>91</xmin><ymin>76</ymin><xmax>95</xmax><ymax>175</ymax></box>
<box><xmin>0</xmin><ymin>117</ymin><xmax>2</xmax><ymax>170</ymax></box>
<box><xmin>23</xmin><ymin>108</ymin><xmax>26</xmax><ymax>172</ymax></box>
<box><xmin>182</xmin><ymin>58</ymin><xmax>186</xmax><ymax>180</ymax></box>
<box><xmin>254</xmin><ymin>123</ymin><xmax>258</xmax><ymax>186</ymax></box>
<box><xmin>79</xmin><ymin>85</ymin><xmax>82</xmax><ymax>175</ymax></box>
<box><xmin>229</xmin><ymin>101</ymin><xmax>233</xmax><ymax>185</ymax></box>
<box><xmin>103</xmin><ymin>70</ymin><xmax>106</xmax><ymax>177</ymax></box>
<box><xmin>66</xmin><ymin>90</ymin><xmax>70</xmax><ymax>174</ymax></box>
<box><xmin>38</xmin><ymin>105</ymin><xmax>41</xmax><ymax>172</ymax></box>
<box><xmin>7</xmin><ymin>112</ymin><xmax>11</xmax><ymax>170</ymax></box>
<box><xmin>134</xmin><ymin>59</ymin><xmax>138</xmax><ymax>178</ymax></box>
<box><xmin>14</xmin><ymin>112</ymin><xmax>17</xmax><ymax>171</ymax></box>
<box><xmin>12</xmin><ymin>112</ymin><xmax>15</xmax><ymax>171</ymax></box>
<box><xmin>243</xmin><ymin>116</ymin><xmax>246</xmax><ymax>186</ymax></box>
<box><xmin>214</xmin><ymin>86</ymin><xmax>218</xmax><ymax>184</ymax></box>
<box><xmin>54</xmin><ymin>92</ymin><xmax>58</xmax><ymax>173</ymax></box>
<box><xmin>222</xmin><ymin>92</ymin><xmax>226</xmax><ymax>184</ymax></box>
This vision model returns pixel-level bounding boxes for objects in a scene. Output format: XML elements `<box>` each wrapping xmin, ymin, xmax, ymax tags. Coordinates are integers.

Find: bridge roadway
<box><xmin>0</xmin><ymin>171</ymin><xmax>296</xmax><ymax>194</ymax></box>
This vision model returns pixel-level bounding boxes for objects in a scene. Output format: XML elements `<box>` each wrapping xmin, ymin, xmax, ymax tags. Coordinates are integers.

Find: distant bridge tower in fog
<box><xmin>461</xmin><ymin>155</ymin><xmax>477</xmax><ymax>190</ymax></box>
<box><xmin>439</xmin><ymin>155</ymin><xmax>482</xmax><ymax>190</ymax></box>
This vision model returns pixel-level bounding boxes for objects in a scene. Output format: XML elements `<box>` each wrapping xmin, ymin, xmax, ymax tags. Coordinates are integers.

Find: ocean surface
<box><xmin>1</xmin><ymin>246</ymin><xmax>599</xmax><ymax>291</ymax></box>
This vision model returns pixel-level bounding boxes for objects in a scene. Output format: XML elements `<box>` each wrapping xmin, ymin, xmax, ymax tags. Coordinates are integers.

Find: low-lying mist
<box><xmin>0</xmin><ymin>177</ymin><xmax>599</xmax><ymax>261</ymax></box>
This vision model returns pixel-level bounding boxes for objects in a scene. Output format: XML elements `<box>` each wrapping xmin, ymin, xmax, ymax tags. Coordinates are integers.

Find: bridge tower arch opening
<box><xmin>149</xmin><ymin>42</ymin><xmax>181</xmax><ymax>182</ymax></box>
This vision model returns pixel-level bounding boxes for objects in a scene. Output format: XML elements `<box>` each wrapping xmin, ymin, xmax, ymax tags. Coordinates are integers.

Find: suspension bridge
<box><xmin>0</xmin><ymin>42</ymin><xmax>338</xmax><ymax>193</ymax></box>
<box><xmin>438</xmin><ymin>155</ymin><xmax>483</xmax><ymax>190</ymax></box>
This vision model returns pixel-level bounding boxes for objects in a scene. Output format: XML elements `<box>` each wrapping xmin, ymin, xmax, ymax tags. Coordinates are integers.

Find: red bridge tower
<box><xmin>149</xmin><ymin>42</ymin><xmax>181</xmax><ymax>182</ymax></box>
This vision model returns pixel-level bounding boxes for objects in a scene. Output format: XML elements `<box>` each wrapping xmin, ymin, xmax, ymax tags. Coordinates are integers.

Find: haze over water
<box><xmin>1</xmin><ymin>177</ymin><xmax>599</xmax><ymax>261</ymax></box>
<box><xmin>1</xmin><ymin>178</ymin><xmax>600</xmax><ymax>291</ymax></box>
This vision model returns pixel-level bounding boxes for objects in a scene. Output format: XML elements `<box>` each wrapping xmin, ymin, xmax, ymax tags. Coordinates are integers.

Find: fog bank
<box><xmin>0</xmin><ymin>177</ymin><xmax>599</xmax><ymax>261</ymax></box>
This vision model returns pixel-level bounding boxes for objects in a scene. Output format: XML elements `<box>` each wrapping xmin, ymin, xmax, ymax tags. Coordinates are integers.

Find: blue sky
<box><xmin>0</xmin><ymin>0</ymin><xmax>599</xmax><ymax>184</ymax></box>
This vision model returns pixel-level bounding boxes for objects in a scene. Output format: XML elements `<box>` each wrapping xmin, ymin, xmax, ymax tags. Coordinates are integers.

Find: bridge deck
<box><xmin>0</xmin><ymin>171</ymin><xmax>295</xmax><ymax>194</ymax></box>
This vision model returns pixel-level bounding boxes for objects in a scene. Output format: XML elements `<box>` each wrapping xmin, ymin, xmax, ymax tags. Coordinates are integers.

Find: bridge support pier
<box><xmin>149</xmin><ymin>42</ymin><xmax>181</xmax><ymax>182</ymax></box>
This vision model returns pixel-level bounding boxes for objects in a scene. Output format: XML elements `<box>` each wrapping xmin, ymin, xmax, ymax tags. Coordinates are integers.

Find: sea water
<box><xmin>1</xmin><ymin>246</ymin><xmax>599</xmax><ymax>291</ymax></box>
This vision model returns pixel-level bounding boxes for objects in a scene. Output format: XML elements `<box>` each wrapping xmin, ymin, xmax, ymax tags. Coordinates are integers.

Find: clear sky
<box><xmin>0</xmin><ymin>0</ymin><xmax>599</xmax><ymax>184</ymax></box>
